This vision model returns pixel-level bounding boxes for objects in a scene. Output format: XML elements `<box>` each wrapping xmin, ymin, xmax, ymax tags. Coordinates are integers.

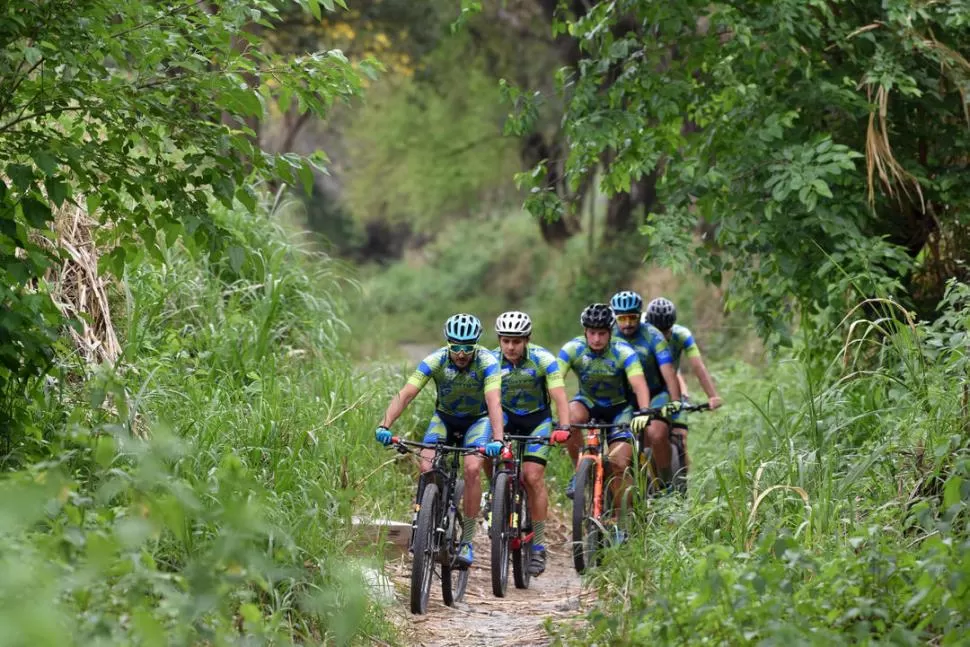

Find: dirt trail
<box><xmin>385</xmin><ymin>513</ymin><xmax>591</xmax><ymax>646</ymax></box>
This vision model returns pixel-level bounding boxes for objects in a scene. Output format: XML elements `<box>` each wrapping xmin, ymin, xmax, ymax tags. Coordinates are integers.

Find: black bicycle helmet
<box><xmin>645</xmin><ymin>297</ymin><xmax>676</xmax><ymax>330</ymax></box>
<box><xmin>580</xmin><ymin>303</ymin><xmax>615</xmax><ymax>330</ymax></box>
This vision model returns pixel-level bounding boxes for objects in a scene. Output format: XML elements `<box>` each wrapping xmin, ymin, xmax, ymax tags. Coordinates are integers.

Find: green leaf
<box><xmin>45</xmin><ymin>176</ymin><xmax>70</xmax><ymax>207</ymax></box>
<box><xmin>32</xmin><ymin>151</ymin><xmax>59</xmax><ymax>176</ymax></box>
<box><xmin>21</xmin><ymin>196</ymin><xmax>52</xmax><ymax>228</ymax></box>
<box><xmin>943</xmin><ymin>475</ymin><xmax>963</xmax><ymax>509</ymax></box>
<box><xmin>321</xmin><ymin>0</ymin><xmax>335</xmax><ymax>11</ymax></box>
<box><xmin>812</xmin><ymin>179</ymin><xmax>833</xmax><ymax>198</ymax></box>
<box><xmin>6</xmin><ymin>164</ymin><xmax>34</xmax><ymax>191</ymax></box>
<box><xmin>298</xmin><ymin>159</ymin><xmax>315</xmax><ymax>195</ymax></box>
<box><xmin>23</xmin><ymin>46</ymin><xmax>42</xmax><ymax>66</ymax></box>
<box><xmin>307</xmin><ymin>0</ymin><xmax>321</xmax><ymax>20</ymax></box>
<box><xmin>235</xmin><ymin>186</ymin><xmax>256</xmax><ymax>213</ymax></box>
<box><xmin>86</xmin><ymin>193</ymin><xmax>101</xmax><ymax>215</ymax></box>
<box><xmin>228</xmin><ymin>245</ymin><xmax>245</xmax><ymax>274</ymax></box>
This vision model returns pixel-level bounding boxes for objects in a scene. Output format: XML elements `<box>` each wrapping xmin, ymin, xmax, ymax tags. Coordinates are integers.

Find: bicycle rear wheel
<box><xmin>571</xmin><ymin>457</ymin><xmax>599</xmax><ymax>574</ymax></box>
<box><xmin>410</xmin><ymin>482</ymin><xmax>440</xmax><ymax>614</ymax></box>
<box><xmin>490</xmin><ymin>472</ymin><xmax>511</xmax><ymax>597</ymax></box>
<box><xmin>441</xmin><ymin>480</ymin><xmax>469</xmax><ymax>606</ymax></box>
<box><xmin>511</xmin><ymin>482</ymin><xmax>532</xmax><ymax>589</ymax></box>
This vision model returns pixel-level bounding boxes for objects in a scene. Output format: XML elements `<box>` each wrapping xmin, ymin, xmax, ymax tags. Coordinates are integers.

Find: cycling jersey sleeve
<box><xmin>406</xmin><ymin>348</ymin><xmax>447</xmax><ymax>391</ymax></box>
<box><xmin>480</xmin><ymin>349</ymin><xmax>501</xmax><ymax>393</ymax></box>
<box><xmin>557</xmin><ymin>338</ymin><xmax>582</xmax><ymax>377</ymax></box>
<box><xmin>678</xmin><ymin>327</ymin><xmax>701</xmax><ymax>359</ymax></box>
<box><xmin>616</xmin><ymin>341</ymin><xmax>644</xmax><ymax>379</ymax></box>
<box><xmin>536</xmin><ymin>347</ymin><xmax>565</xmax><ymax>390</ymax></box>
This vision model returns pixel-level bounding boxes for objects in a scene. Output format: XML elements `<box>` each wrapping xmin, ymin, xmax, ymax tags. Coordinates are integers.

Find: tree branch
<box><xmin>110</xmin><ymin>0</ymin><xmax>209</xmax><ymax>40</ymax></box>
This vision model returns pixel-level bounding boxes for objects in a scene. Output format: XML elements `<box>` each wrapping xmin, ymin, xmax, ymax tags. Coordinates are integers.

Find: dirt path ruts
<box><xmin>385</xmin><ymin>513</ymin><xmax>591</xmax><ymax>646</ymax></box>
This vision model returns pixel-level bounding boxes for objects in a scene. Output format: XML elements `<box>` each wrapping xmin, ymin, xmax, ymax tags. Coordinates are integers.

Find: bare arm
<box><xmin>677</xmin><ymin>371</ymin><xmax>688</xmax><ymax>399</ymax></box>
<box><xmin>628</xmin><ymin>374</ymin><xmax>651</xmax><ymax>410</ymax></box>
<box><xmin>660</xmin><ymin>363</ymin><xmax>682</xmax><ymax>401</ymax></box>
<box><xmin>485</xmin><ymin>389</ymin><xmax>505</xmax><ymax>442</ymax></box>
<box><xmin>688</xmin><ymin>355</ymin><xmax>722</xmax><ymax>408</ymax></box>
<box><xmin>548</xmin><ymin>385</ymin><xmax>571</xmax><ymax>427</ymax></box>
<box><xmin>380</xmin><ymin>383</ymin><xmax>420</xmax><ymax>428</ymax></box>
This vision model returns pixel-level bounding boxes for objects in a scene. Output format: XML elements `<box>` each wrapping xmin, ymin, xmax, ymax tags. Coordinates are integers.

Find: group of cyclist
<box><xmin>375</xmin><ymin>290</ymin><xmax>722</xmax><ymax>579</ymax></box>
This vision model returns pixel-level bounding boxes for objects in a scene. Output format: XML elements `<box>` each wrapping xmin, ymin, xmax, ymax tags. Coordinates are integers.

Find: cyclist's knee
<box><xmin>522</xmin><ymin>462</ymin><xmax>545</xmax><ymax>488</ymax></box>
<box><xmin>568</xmin><ymin>401</ymin><xmax>589</xmax><ymax>424</ymax></box>
<box><xmin>463</xmin><ymin>455</ymin><xmax>483</xmax><ymax>479</ymax></box>
<box><xmin>646</xmin><ymin>423</ymin><xmax>667</xmax><ymax>444</ymax></box>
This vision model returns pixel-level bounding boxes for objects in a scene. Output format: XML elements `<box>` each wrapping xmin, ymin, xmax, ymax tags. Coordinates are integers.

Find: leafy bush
<box><xmin>0</xmin><ymin>202</ymin><xmax>409</xmax><ymax>645</ymax></box>
<box><xmin>570</xmin><ymin>284</ymin><xmax>970</xmax><ymax>645</ymax></box>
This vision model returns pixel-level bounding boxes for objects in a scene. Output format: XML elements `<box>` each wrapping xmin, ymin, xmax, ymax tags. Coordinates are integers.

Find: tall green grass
<box><xmin>567</xmin><ymin>283</ymin><xmax>970</xmax><ymax>645</ymax></box>
<box><xmin>0</xmin><ymin>199</ymin><xmax>418</xmax><ymax>646</ymax></box>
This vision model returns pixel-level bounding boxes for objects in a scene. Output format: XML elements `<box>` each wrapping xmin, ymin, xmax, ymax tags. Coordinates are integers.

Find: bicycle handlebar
<box><xmin>569</xmin><ymin>421</ymin><xmax>631</xmax><ymax>429</ymax></box>
<box><xmin>632</xmin><ymin>402</ymin><xmax>712</xmax><ymax>417</ymax></box>
<box><xmin>389</xmin><ymin>437</ymin><xmax>486</xmax><ymax>455</ymax></box>
<box><xmin>503</xmin><ymin>434</ymin><xmax>556</xmax><ymax>444</ymax></box>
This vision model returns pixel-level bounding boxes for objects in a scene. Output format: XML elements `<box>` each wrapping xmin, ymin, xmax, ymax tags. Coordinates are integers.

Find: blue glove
<box><xmin>376</xmin><ymin>426</ymin><xmax>392</xmax><ymax>445</ymax></box>
<box><xmin>485</xmin><ymin>441</ymin><xmax>503</xmax><ymax>457</ymax></box>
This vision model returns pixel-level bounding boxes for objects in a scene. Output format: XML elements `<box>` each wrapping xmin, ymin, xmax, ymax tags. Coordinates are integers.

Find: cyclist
<box><xmin>557</xmin><ymin>303</ymin><xmax>652</xmax><ymax>514</ymax></box>
<box><xmin>375</xmin><ymin>313</ymin><xmax>505</xmax><ymax>568</ymax></box>
<box><xmin>610</xmin><ymin>290</ymin><xmax>684</xmax><ymax>489</ymax></box>
<box><xmin>491</xmin><ymin>311</ymin><xmax>571</xmax><ymax>576</ymax></box>
<box><xmin>642</xmin><ymin>297</ymin><xmax>723</xmax><ymax>464</ymax></box>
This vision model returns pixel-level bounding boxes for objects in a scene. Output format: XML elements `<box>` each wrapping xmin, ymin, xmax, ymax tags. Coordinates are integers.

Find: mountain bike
<box><xmin>569</xmin><ymin>420</ymin><xmax>630</xmax><ymax>574</ymax></box>
<box><xmin>390</xmin><ymin>437</ymin><xmax>484</xmax><ymax>614</ymax></box>
<box><xmin>632</xmin><ymin>402</ymin><xmax>711</xmax><ymax>496</ymax></box>
<box><xmin>488</xmin><ymin>434</ymin><xmax>556</xmax><ymax>596</ymax></box>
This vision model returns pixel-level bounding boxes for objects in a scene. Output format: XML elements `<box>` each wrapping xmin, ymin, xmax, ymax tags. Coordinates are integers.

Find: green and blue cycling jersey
<box><xmin>491</xmin><ymin>344</ymin><xmax>564</xmax><ymax>464</ymax></box>
<box><xmin>614</xmin><ymin>322</ymin><xmax>674</xmax><ymax>395</ymax></box>
<box><xmin>490</xmin><ymin>344</ymin><xmax>564</xmax><ymax>416</ymax></box>
<box><xmin>664</xmin><ymin>324</ymin><xmax>701</xmax><ymax>370</ymax></box>
<box><xmin>409</xmin><ymin>346</ymin><xmax>501</xmax><ymax>448</ymax></box>
<box><xmin>557</xmin><ymin>337</ymin><xmax>643</xmax><ymax>408</ymax></box>
<box><xmin>558</xmin><ymin>336</ymin><xmax>643</xmax><ymax>441</ymax></box>
<box><xmin>407</xmin><ymin>346</ymin><xmax>500</xmax><ymax>418</ymax></box>
<box><xmin>623</xmin><ymin>323</ymin><xmax>701</xmax><ymax>424</ymax></box>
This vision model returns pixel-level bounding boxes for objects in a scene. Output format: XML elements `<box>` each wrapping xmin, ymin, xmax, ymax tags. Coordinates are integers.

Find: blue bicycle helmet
<box><xmin>443</xmin><ymin>313</ymin><xmax>483</xmax><ymax>343</ymax></box>
<box><xmin>610</xmin><ymin>290</ymin><xmax>643</xmax><ymax>314</ymax></box>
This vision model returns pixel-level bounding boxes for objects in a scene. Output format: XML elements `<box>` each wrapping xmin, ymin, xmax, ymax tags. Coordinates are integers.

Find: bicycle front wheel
<box><xmin>571</xmin><ymin>457</ymin><xmax>600</xmax><ymax>574</ymax></box>
<box><xmin>490</xmin><ymin>472</ymin><xmax>511</xmax><ymax>597</ymax></box>
<box><xmin>511</xmin><ymin>481</ymin><xmax>532</xmax><ymax>589</ymax></box>
<box><xmin>410</xmin><ymin>482</ymin><xmax>440</xmax><ymax>614</ymax></box>
<box><xmin>441</xmin><ymin>480</ymin><xmax>468</xmax><ymax>606</ymax></box>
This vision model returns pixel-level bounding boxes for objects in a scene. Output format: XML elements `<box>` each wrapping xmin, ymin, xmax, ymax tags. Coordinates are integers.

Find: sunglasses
<box><xmin>448</xmin><ymin>343</ymin><xmax>477</xmax><ymax>354</ymax></box>
<box><xmin>615</xmin><ymin>313</ymin><xmax>640</xmax><ymax>325</ymax></box>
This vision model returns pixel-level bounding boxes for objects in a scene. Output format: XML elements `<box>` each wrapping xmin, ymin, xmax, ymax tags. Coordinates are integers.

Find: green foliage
<box><xmin>343</xmin><ymin>34</ymin><xmax>519</xmax><ymax>231</ymax></box>
<box><xmin>0</xmin><ymin>0</ymin><xmax>367</xmax><ymax>433</ymax></box>
<box><xmin>1</xmin><ymin>203</ymin><xmax>406</xmax><ymax>645</ymax></box>
<box><xmin>348</xmin><ymin>208</ymin><xmax>757</xmax><ymax>365</ymax></box>
<box><xmin>351</xmin><ymin>213</ymin><xmax>548</xmax><ymax>354</ymax></box>
<box><xmin>517</xmin><ymin>0</ymin><xmax>970</xmax><ymax>345</ymax></box>
<box><xmin>569</xmin><ymin>286</ymin><xmax>970</xmax><ymax>644</ymax></box>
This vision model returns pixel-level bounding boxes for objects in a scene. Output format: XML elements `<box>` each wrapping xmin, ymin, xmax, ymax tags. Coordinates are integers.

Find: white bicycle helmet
<box><xmin>495</xmin><ymin>311</ymin><xmax>533</xmax><ymax>337</ymax></box>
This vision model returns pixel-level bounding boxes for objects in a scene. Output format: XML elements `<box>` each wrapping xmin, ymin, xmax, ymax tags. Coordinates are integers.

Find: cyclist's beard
<box><xmin>619</xmin><ymin>324</ymin><xmax>638</xmax><ymax>337</ymax></box>
<box><xmin>451</xmin><ymin>352</ymin><xmax>474</xmax><ymax>368</ymax></box>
